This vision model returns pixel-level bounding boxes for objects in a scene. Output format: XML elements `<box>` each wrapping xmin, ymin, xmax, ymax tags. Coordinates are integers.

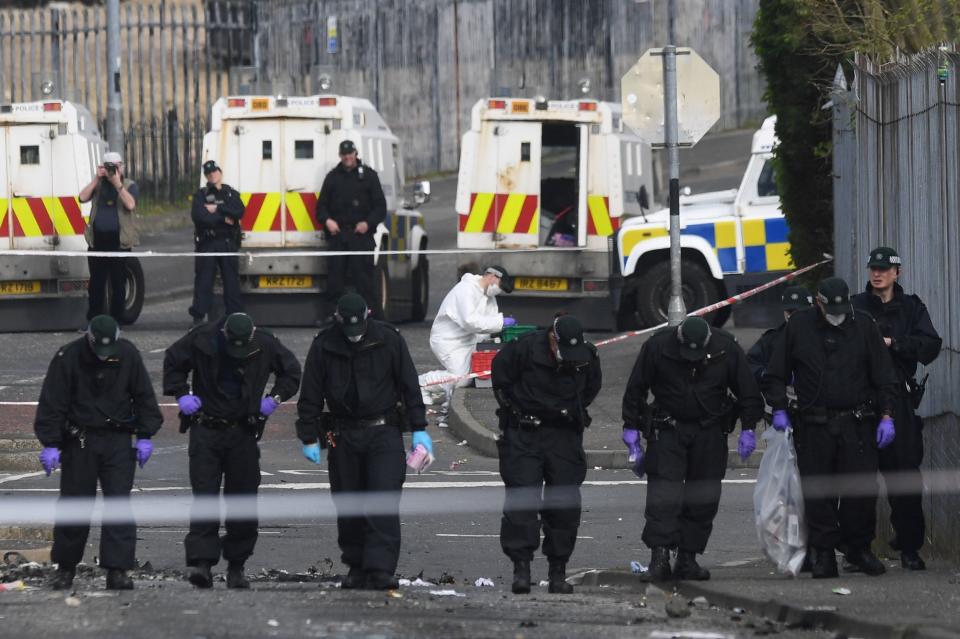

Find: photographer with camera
<box><xmin>188</xmin><ymin>160</ymin><xmax>245</xmax><ymax>327</ymax></box>
<box><xmin>80</xmin><ymin>151</ymin><xmax>138</xmax><ymax>324</ymax></box>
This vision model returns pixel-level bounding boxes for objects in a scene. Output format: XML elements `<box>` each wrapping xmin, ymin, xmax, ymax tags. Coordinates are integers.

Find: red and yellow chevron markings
<box><xmin>0</xmin><ymin>196</ymin><xmax>86</xmax><ymax>237</ymax></box>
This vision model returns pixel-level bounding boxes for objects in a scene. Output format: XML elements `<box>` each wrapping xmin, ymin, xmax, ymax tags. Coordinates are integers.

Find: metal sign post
<box><xmin>621</xmin><ymin>47</ymin><xmax>721</xmax><ymax>326</ymax></box>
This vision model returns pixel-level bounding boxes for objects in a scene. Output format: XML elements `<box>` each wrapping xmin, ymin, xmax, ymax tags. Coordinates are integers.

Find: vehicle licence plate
<box><xmin>0</xmin><ymin>280</ymin><xmax>41</xmax><ymax>295</ymax></box>
<box><xmin>513</xmin><ymin>277</ymin><xmax>568</xmax><ymax>292</ymax></box>
<box><xmin>258</xmin><ymin>275</ymin><xmax>313</xmax><ymax>289</ymax></box>
<box><xmin>251</xmin><ymin>98</ymin><xmax>270</xmax><ymax>111</ymax></box>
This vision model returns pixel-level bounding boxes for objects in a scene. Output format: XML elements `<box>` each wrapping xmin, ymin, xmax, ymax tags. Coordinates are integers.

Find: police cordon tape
<box><xmin>0</xmin><ymin>469</ymin><xmax>952</xmax><ymax>525</ymax></box>
<box><xmin>0</xmin><ymin>246</ymin><xmax>584</xmax><ymax>258</ymax></box>
<box><xmin>420</xmin><ymin>256</ymin><xmax>834</xmax><ymax>389</ymax></box>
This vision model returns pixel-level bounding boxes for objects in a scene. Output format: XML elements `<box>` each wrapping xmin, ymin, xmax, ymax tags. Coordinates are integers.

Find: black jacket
<box><xmin>491</xmin><ymin>330</ymin><xmax>602</xmax><ymax>428</ymax></box>
<box><xmin>762</xmin><ymin>307</ymin><xmax>898</xmax><ymax>415</ymax></box>
<box><xmin>746</xmin><ymin>324</ymin><xmax>784</xmax><ymax>386</ymax></box>
<box><xmin>851</xmin><ymin>284</ymin><xmax>941</xmax><ymax>383</ymax></box>
<box><xmin>191</xmin><ymin>183</ymin><xmax>245</xmax><ymax>231</ymax></box>
<box><xmin>34</xmin><ymin>338</ymin><xmax>163</xmax><ymax>447</ymax></box>
<box><xmin>296</xmin><ymin>320</ymin><xmax>427</xmax><ymax>443</ymax></box>
<box><xmin>163</xmin><ymin>320</ymin><xmax>302</xmax><ymax>421</ymax></box>
<box><xmin>315</xmin><ymin>161</ymin><xmax>387</xmax><ymax>229</ymax></box>
<box><xmin>622</xmin><ymin>327</ymin><xmax>763</xmax><ymax>431</ymax></box>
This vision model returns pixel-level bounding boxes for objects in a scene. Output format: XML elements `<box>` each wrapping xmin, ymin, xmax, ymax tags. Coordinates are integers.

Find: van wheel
<box><xmin>107</xmin><ymin>257</ymin><xmax>145</xmax><ymax>325</ymax></box>
<box><xmin>410</xmin><ymin>254</ymin><xmax>429</xmax><ymax>322</ymax></box>
<box><xmin>635</xmin><ymin>259</ymin><xmax>714</xmax><ymax>327</ymax></box>
<box><xmin>615</xmin><ymin>283</ymin><xmax>640</xmax><ymax>331</ymax></box>
<box><xmin>375</xmin><ymin>262</ymin><xmax>390</xmax><ymax>320</ymax></box>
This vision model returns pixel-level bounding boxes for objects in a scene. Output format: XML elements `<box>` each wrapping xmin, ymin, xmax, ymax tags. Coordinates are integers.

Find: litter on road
<box><xmin>474</xmin><ymin>577</ymin><xmax>495</xmax><ymax>587</ymax></box>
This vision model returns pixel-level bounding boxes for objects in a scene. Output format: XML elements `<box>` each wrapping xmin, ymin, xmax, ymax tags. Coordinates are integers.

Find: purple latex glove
<box><xmin>622</xmin><ymin>428</ymin><xmax>644</xmax><ymax>477</ymax></box>
<box><xmin>502</xmin><ymin>316</ymin><xmax>517</xmax><ymax>328</ymax></box>
<box><xmin>39</xmin><ymin>447</ymin><xmax>60</xmax><ymax>477</ymax></box>
<box><xmin>876</xmin><ymin>416</ymin><xmax>895</xmax><ymax>448</ymax></box>
<box><xmin>135</xmin><ymin>438</ymin><xmax>153</xmax><ymax>468</ymax></box>
<box><xmin>771</xmin><ymin>409</ymin><xmax>791</xmax><ymax>432</ymax></box>
<box><xmin>260</xmin><ymin>396</ymin><xmax>279</xmax><ymax>417</ymax></box>
<box><xmin>738</xmin><ymin>430</ymin><xmax>756</xmax><ymax>460</ymax></box>
<box><xmin>178</xmin><ymin>394</ymin><xmax>202</xmax><ymax>416</ymax></box>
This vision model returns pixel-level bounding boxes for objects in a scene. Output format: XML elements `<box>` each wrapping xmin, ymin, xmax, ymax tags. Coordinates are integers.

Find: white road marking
<box><xmin>0</xmin><ymin>471</ymin><xmax>45</xmax><ymax>484</ymax></box>
<box><xmin>718</xmin><ymin>557</ymin><xmax>762</xmax><ymax>567</ymax></box>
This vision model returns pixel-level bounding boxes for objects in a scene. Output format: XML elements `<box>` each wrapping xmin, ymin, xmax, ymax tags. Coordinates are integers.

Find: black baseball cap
<box><xmin>483</xmin><ymin>265</ymin><xmax>514</xmax><ymax>293</ymax></box>
<box><xmin>867</xmin><ymin>246</ymin><xmax>902</xmax><ymax>269</ymax></box>
<box><xmin>816</xmin><ymin>277</ymin><xmax>852</xmax><ymax>314</ymax></box>
<box><xmin>552</xmin><ymin>315</ymin><xmax>591</xmax><ymax>362</ymax></box>
<box><xmin>87</xmin><ymin>315</ymin><xmax>120</xmax><ymax>358</ymax></box>
<box><xmin>222</xmin><ymin>313</ymin><xmax>256</xmax><ymax>359</ymax></box>
<box><xmin>336</xmin><ymin>293</ymin><xmax>369</xmax><ymax>337</ymax></box>
<box><xmin>339</xmin><ymin>140</ymin><xmax>357</xmax><ymax>155</ymax></box>
<box><xmin>202</xmin><ymin>160</ymin><xmax>221</xmax><ymax>175</ymax></box>
<box><xmin>781</xmin><ymin>285</ymin><xmax>812</xmax><ymax>311</ymax></box>
<box><xmin>676</xmin><ymin>316</ymin><xmax>711</xmax><ymax>361</ymax></box>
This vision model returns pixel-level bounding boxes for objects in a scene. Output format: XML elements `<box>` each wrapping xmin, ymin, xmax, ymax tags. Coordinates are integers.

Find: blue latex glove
<box><xmin>39</xmin><ymin>447</ymin><xmax>60</xmax><ymax>477</ymax></box>
<box><xmin>738</xmin><ymin>430</ymin><xmax>756</xmax><ymax>460</ymax></box>
<box><xmin>178</xmin><ymin>394</ymin><xmax>202</xmax><ymax>416</ymax></box>
<box><xmin>771</xmin><ymin>409</ymin><xmax>791</xmax><ymax>432</ymax></box>
<box><xmin>302</xmin><ymin>443</ymin><xmax>322</xmax><ymax>464</ymax></box>
<box><xmin>412</xmin><ymin>431</ymin><xmax>433</xmax><ymax>455</ymax></box>
<box><xmin>135</xmin><ymin>438</ymin><xmax>153</xmax><ymax>468</ymax></box>
<box><xmin>502</xmin><ymin>316</ymin><xmax>517</xmax><ymax>328</ymax></box>
<box><xmin>622</xmin><ymin>429</ymin><xmax>644</xmax><ymax>478</ymax></box>
<box><xmin>260</xmin><ymin>396</ymin><xmax>279</xmax><ymax>417</ymax></box>
<box><xmin>876</xmin><ymin>416</ymin><xmax>895</xmax><ymax>448</ymax></box>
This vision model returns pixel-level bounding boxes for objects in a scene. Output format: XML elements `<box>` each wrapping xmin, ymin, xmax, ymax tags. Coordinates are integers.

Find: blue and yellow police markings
<box><xmin>742</xmin><ymin>217</ymin><xmax>793</xmax><ymax>271</ymax></box>
<box><xmin>388</xmin><ymin>212</ymin><xmax>422</xmax><ymax>262</ymax></box>
<box><xmin>681</xmin><ymin>220</ymin><xmax>738</xmax><ymax>273</ymax></box>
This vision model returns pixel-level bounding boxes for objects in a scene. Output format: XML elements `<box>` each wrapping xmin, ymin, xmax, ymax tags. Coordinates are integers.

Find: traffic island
<box><xmin>0</xmin><ymin>437</ymin><xmax>41</xmax><ymax>472</ymax></box>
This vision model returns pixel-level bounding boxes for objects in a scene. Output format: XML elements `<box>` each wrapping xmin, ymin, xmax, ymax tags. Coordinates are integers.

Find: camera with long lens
<box><xmin>103</xmin><ymin>162</ymin><xmax>118</xmax><ymax>177</ymax></box>
<box><xmin>204</xmin><ymin>183</ymin><xmax>217</xmax><ymax>203</ymax></box>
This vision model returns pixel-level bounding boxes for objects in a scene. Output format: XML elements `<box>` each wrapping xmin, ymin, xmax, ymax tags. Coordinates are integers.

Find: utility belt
<box><xmin>907</xmin><ymin>374</ymin><xmax>928</xmax><ymax>410</ymax></box>
<box><xmin>180</xmin><ymin>411</ymin><xmax>267</xmax><ymax>441</ymax></box>
<box><xmin>65</xmin><ymin>422</ymin><xmax>134</xmax><ymax>448</ymax></box>
<box><xmin>642</xmin><ymin>401</ymin><xmax>737</xmax><ymax>437</ymax></box>
<box><xmin>318</xmin><ymin>410</ymin><xmax>404</xmax><ymax>449</ymax></box>
<box><xmin>800</xmin><ymin>403</ymin><xmax>875</xmax><ymax>425</ymax></box>
<box><xmin>498</xmin><ymin>407</ymin><xmax>587</xmax><ymax>431</ymax></box>
<box><xmin>195</xmin><ymin>227</ymin><xmax>239</xmax><ymax>244</ymax></box>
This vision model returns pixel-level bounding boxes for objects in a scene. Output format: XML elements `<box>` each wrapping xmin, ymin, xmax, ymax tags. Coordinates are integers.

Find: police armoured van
<box><xmin>0</xmin><ymin>99</ymin><xmax>144</xmax><ymax>331</ymax></box>
<box><xmin>201</xmin><ymin>94</ymin><xmax>430</xmax><ymax>325</ymax></box>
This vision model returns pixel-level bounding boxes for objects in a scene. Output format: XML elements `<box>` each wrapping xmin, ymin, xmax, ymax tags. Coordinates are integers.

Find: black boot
<box><xmin>547</xmin><ymin>561</ymin><xmax>573</xmax><ymax>594</ymax></box>
<box><xmin>511</xmin><ymin>560</ymin><xmax>531</xmax><ymax>595</ymax></box>
<box><xmin>188</xmin><ymin>561</ymin><xmax>214</xmax><ymax>589</ymax></box>
<box><xmin>50</xmin><ymin>567</ymin><xmax>75</xmax><ymax>591</ymax></box>
<box><xmin>648</xmin><ymin>547</ymin><xmax>672</xmax><ymax>582</ymax></box>
<box><xmin>365</xmin><ymin>571</ymin><xmax>400</xmax><ymax>590</ymax></box>
<box><xmin>811</xmin><ymin>547</ymin><xmax>839</xmax><ymax>579</ymax></box>
<box><xmin>901</xmin><ymin>550</ymin><xmax>926</xmax><ymax>571</ymax></box>
<box><xmin>105</xmin><ymin>569</ymin><xmax>133</xmax><ymax>590</ymax></box>
<box><xmin>340</xmin><ymin>566</ymin><xmax>365</xmax><ymax>590</ymax></box>
<box><xmin>844</xmin><ymin>548</ymin><xmax>886</xmax><ymax>576</ymax></box>
<box><xmin>673</xmin><ymin>551</ymin><xmax>710</xmax><ymax>581</ymax></box>
<box><xmin>226</xmin><ymin>563</ymin><xmax>250</xmax><ymax>589</ymax></box>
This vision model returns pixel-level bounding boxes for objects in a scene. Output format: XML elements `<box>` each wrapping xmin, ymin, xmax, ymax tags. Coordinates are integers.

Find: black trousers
<box><xmin>328</xmin><ymin>426</ymin><xmax>406</xmax><ymax>575</ymax></box>
<box><xmin>880</xmin><ymin>397</ymin><xmax>925</xmax><ymax>552</ymax></box>
<box><xmin>184</xmin><ymin>424</ymin><xmax>261</xmax><ymax>567</ymax></box>
<box><xmin>497</xmin><ymin>425</ymin><xmax>587</xmax><ymax>564</ymax></box>
<box><xmin>87</xmin><ymin>231</ymin><xmax>128</xmax><ymax>322</ymax></box>
<box><xmin>52</xmin><ymin>430</ymin><xmax>137</xmax><ymax>570</ymax></box>
<box><xmin>325</xmin><ymin>230</ymin><xmax>382</xmax><ymax>319</ymax></box>
<box><xmin>189</xmin><ymin>236</ymin><xmax>243</xmax><ymax>320</ymax></box>
<box><xmin>794</xmin><ymin>415</ymin><xmax>878</xmax><ymax>552</ymax></box>
<box><xmin>642</xmin><ymin>422</ymin><xmax>728</xmax><ymax>553</ymax></box>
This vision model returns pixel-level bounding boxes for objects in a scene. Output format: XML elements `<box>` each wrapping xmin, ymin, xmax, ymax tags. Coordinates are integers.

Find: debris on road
<box><xmin>665</xmin><ymin>594</ymin><xmax>692</xmax><ymax>618</ymax></box>
<box><xmin>398</xmin><ymin>577</ymin><xmax>435</xmax><ymax>587</ymax></box>
<box><xmin>474</xmin><ymin>577</ymin><xmax>494</xmax><ymax>587</ymax></box>
<box><xmin>832</xmin><ymin>587</ymin><xmax>852</xmax><ymax>596</ymax></box>
<box><xmin>456</xmin><ymin>440</ymin><xmax>468</xmax><ymax>446</ymax></box>
<box><xmin>0</xmin><ymin>580</ymin><xmax>25</xmax><ymax>592</ymax></box>
<box><xmin>630</xmin><ymin>560</ymin><xmax>647</xmax><ymax>574</ymax></box>
<box><xmin>429</xmin><ymin>589</ymin><xmax>465</xmax><ymax>597</ymax></box>
<box><xmin>267</xmin><ymin>619</ymin><xmax>279</xmax><ymax>627</ymax></box>
<box><xmin>64</xmin><ymin>596</ymin><xmax>81</xmax><ymax>607</ymax></box>
<box><xmin>692</xmin><ymin>596</ymin><xmax>710</xmax><ymax>609</ymax></box>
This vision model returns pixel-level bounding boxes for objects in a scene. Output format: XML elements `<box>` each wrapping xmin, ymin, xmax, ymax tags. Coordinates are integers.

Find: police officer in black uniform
<box><xmin>316</xmin><ymin>140</ymin><xmax>388</xmax><ymax>318</ymax></box>
<box><xmin>747</xmin><ymin>285</ymin><xmax>813</xmax><ymax>385</ymax></box>
<box><xmin>851</xmin><ymin>247</ymin><xmax>941</xmax><ymax>570</ymax></box>
<box><xmin>189</xmin><ymin>160</ymin><xmax>245</xmax><ymax>326</ymax></box>
<box><xmin>622</xmin><ymin>316</ymin><xmax>763</xmax><ymax>582</ymax></box>
<box><xmin>35</xmin><ymin>315</ymin><xmax>163</xmax><ymax>591</ymax></box>
<box><xmin>764</xmin><ymin>277</ymin><xmax>899</xmax><ymax>578</ymax></box>
<box><xmin>163</xmin><ymin>312</ymin><xmax>301</xmax><ymax>589</ymax></box>
<box><xmin>492</xmin><ymin>315</ymin><xmax>602</xmax><ymax>595</ymax></box>
<box><xmin>296</xmin><ymin>293</ymin><xmax>428</xmax><ymax>590</ymax></box>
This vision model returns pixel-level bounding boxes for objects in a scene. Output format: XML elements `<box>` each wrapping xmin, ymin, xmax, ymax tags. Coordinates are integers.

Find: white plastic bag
<box><xmin>753</xmin><ymin>428</ymin><xmax>807</xmax><ymax>576</ymax></box>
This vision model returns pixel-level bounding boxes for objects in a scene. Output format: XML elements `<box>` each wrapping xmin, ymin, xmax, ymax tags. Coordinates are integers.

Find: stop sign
<box><xmin>621</xmin><ymin>48</ymin><xmax>720</xmax><ymax>147</ymax></box>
